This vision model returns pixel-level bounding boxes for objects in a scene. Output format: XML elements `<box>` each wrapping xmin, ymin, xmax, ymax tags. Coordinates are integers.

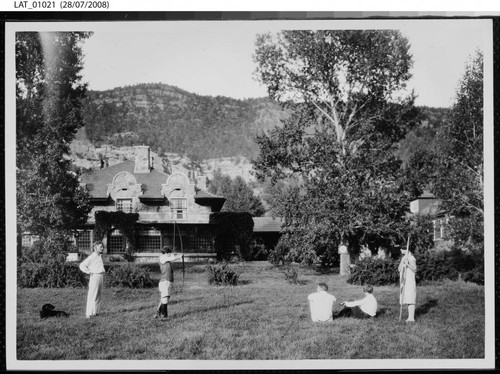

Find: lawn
<box><xmin>15</xmin><ymin>262</ymin><xmax>485</xmax><ymax>364</ymax></box>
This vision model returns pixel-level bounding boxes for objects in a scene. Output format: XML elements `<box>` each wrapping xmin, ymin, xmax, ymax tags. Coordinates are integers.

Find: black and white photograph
<box><xmin>4</xmin><ymin>12</ymin><xmax>495</xmax><ymax>371</ymax></box>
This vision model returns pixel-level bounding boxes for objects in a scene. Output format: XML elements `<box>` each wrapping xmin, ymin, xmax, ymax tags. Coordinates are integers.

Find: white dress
<box><xmin>399</xmin><ymin>254</ymin><xmax>417</xmax><ymax>305</ymax></box>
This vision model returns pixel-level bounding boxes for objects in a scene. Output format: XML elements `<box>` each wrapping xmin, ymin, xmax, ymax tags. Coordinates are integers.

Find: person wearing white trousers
<box><xmin>399</xmin><ymin>247</ymin><xmax>417</xmax><ymax>322</ymax></box>
<box><xmin>79</xmin><ymin>242</ymin><xmax>106</xmax><ymax>318</ymax></box>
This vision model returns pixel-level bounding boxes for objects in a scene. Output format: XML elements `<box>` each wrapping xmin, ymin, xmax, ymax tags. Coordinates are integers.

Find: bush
<box><xmin>415</xmin><ymin>251</ymin><xmax>459</xmax><ymax>283</ymax></box>
<box><xmin>347</xmin><ymin>248</ymin><xmax>485</xmax><ymax>286</ymax></box>
<box><xmin>209</xmin><ymin>212</ymin><xmax>254</xmax><ymax>261</ymax></box>
<box><xmin>461</xmin><ymin>262</ymin><xmax>484</xmax><ymax>285</ymax></box>
<box><xmin>268</xmin><ymin>238</ymin><xmax>289</xmax><ymax>266</ymax></box>
<box><xmin>17</xmin><ymin>230</ymin><xmax>87</xmax><ymax>288</ymax></box>
<box><xmin>107</xmin><ymin>255</ymin><xmax>124</xmax><ymax>262</ymax></box>
<box><xmin>20</xmin><ymin>230</ymin><xmax>76</xmax><ymax>264</ymax></box>
<box><xmin>280</xmin><ymin>263</ymin><xmax>299</xmax><ymax>284</ymax></box>
<box><xmin>249</xmin><ymin>241</ymin><xmax>270</xmax><ymax>261</ymax></box>
<box><xmin>347</xmin><ymin>257</ymin><xmax>399</xmax><ymax>286</ymax></box>
<box><xmin>206</xmin><ymin>262</ymin><xmax>239</xmax><ymax>286</ymax></box>
<box><xmin>18</xmin><ymin>261</ymin><xmax>87</xmax><ymax>288</ymax></box>
<box><xmin>106</xmin><ymin>263</ymin><xmax>155</xmax><ymax>288</ymax></box>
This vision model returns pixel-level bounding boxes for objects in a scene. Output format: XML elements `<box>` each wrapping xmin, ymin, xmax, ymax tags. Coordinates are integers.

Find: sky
<box><xmin>78</xmin><ymin>19</ymin><xmax>489</xmax><ymax>108</ymax></box>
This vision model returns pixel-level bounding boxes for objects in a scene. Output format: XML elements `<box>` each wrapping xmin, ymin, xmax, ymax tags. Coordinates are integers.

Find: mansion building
<box><xmin>74</xmin><ymin>146</ymin><xmax>226</xmax><ymax>262</ymax></box>
<box><xmin>20</xmin><ymin>145</ymin><xmax>283</xmax><ymax>262</ymax></box>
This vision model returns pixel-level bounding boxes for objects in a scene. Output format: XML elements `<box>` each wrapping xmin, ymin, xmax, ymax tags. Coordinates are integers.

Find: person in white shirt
<box><xmin>308</xmin><ymin>283</ymin><xmax>337</xmax><ymax>322</ymax></box>
<box><xmin>334</xmin><ymin>284</ymin><xmax>378</xmax><ymax>319</ymax></box>
<box><xmin>79</xmin><ymin>242</ymin><xmax>106</xmax><ymax>318</ymax></box>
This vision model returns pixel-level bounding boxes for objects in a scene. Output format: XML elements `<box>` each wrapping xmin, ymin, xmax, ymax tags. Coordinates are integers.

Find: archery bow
<box><xmin>175</xmin><ymin>220</ymin><xmax>185</xmax><ymax>291</ymax></box>
<box><xmin>399</xmin><ymin>235</ymin><xmax>411</xmax><ymax>321</ymax></box>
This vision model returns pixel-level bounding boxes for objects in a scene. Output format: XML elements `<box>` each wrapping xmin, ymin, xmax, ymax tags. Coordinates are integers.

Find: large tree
<box><xmin>16</xmin><ymin>32</ymin><xmax>92</xmax><ymax>236</ymax></box>
<box><xmin>253</xmin><ymin>30</ymin><xmax>419</xmax><ymax>268</ymax></box>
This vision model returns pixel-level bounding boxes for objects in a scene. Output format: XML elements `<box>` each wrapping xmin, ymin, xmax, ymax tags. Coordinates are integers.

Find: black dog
<box><xmin>40</xmin><ymin>303</ymin><xmax>69</xmax><ymax>319</ymax></box>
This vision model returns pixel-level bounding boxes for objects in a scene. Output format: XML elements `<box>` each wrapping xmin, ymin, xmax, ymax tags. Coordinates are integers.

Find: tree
<box><xmin>253</xmin><ymin>30</ymin><xmax>418</xmax><ymax>268</ymax></box>
<box><xmin>207</xmin><ymin>170</ymin><xmax>266</xmax><ymax>217</ymax></box>
<box><xmin>16</xmin><ymin>32</ymin><xmax>92</xmax><ymax>236</ymax></box>
<box><xmin>415</xmin><ymin>51</ymin><xmax>484</xmax><ymax>253</ymax></box>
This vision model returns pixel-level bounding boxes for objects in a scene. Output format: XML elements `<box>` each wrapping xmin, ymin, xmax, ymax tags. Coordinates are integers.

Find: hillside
<box><xmin>81</xmin><ymin>83</ymin><xmax>288</xmax><ymax>161</ymax></box>
<box><xmin>73</xmin><ymin>83</ymin><xmax>450</xmax><ymax>198</ymax></box>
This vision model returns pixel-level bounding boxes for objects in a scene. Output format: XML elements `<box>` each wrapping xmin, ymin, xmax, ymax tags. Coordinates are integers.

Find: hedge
<box><xmin>209</xmin><ymin>212</ymin><xmax>254</xmax><ymax>261</ymax></box>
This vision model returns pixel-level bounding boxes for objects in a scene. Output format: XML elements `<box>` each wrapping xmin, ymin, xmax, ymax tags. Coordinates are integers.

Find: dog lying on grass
<box><xmin>40</xmin><ymin>304</ymin><xmax>69</xmax><ymax>319</ymax></box>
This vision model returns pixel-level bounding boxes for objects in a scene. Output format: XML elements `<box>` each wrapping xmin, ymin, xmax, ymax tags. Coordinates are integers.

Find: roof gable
<box><xmin>82</xmin><ymin>161</ymin><xmax>169</xmax><ymax>198</ymax></box>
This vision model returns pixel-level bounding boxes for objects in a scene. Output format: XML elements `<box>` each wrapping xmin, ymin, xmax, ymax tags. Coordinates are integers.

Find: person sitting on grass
<box><xmin>308</xmin><ymin>283</ymin><xmax>337</xmax><ymax>322</ymax></box>
<box><xmin>334</xmin><ymin>284</ymin><xmax>378</xmax><ymax>320</ymax></box>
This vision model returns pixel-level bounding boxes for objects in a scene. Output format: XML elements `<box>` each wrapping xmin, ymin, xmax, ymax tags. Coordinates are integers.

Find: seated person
<box><xmin>308</xmin><ymin>283</ymin><xmax>337</xmax><ymax>322</ymax></box>
<box><xmin>334</xmin><ymin>284</ymin><xmax>378</xmax><ymax>319</ymax></box>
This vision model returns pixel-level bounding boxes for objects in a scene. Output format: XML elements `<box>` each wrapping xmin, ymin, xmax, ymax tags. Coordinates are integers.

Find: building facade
<box><xmin>410</xmin><ymin>190</ymin><xmax>452</xmax><ymax>250</ymax></box>
<box><xmin>74</xmin><ymin>146</ymin><xmax>226</xmax><ymax>262</ymax></box>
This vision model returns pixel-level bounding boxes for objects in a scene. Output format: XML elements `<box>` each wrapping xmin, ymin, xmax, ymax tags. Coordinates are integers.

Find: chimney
<box><xmin>134</xmin><ymin>146</ymin><xmax>151</xmax><ymax>173</ymax></box>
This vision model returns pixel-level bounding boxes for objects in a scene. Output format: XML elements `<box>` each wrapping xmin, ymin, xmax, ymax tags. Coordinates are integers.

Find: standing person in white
<box><xmin>399</xmin><ymin>246</ymin><xmax>417</xmax><ymax>322</ymax></box>
<box><xmin>308</xmin><ymin>283</ymin><xmax>337</xmax><ymax>322</ymax></box>
<box><xmin>79</xmin><ymin>242</ymin><xmax>106</xmax><ymax>318</ymax></box>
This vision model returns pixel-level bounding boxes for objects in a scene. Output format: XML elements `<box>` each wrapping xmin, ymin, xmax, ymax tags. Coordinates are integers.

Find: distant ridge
<box><xmin>82</xmin><ymin>83</ymin><xmax>288</xmax><ymax>161</ymax></box>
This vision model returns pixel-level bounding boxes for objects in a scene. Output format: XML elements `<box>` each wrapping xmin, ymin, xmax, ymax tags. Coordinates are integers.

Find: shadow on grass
<box><xmin>376</xmin><ymin>307</ymin><xmax>389</xmax><ymax>317</ymax></box>
<box><xmin>313</xmin><ymin>266</ymin><xmax>340</xmax><ymax>276</ymax></box>
<box><xmin>415</xmin><ymin>298</ymin><xmax>438</xmax><ymax>317</ymax></box>
<box><xmin>168</xmin><ymin>299</ymin><xmax>254</xmax><ymax>320</ymax></box>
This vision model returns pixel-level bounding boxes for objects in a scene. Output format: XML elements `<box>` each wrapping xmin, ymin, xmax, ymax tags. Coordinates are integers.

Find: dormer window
<box><xmin>170</xmin><ymin>197</ymin><xmax>187</xmax><ymax>219</ymax></box>
<box><xmin>116</xmin><ymin>198</ymin><xmax>133</xmax><ymax>213</ymax></box>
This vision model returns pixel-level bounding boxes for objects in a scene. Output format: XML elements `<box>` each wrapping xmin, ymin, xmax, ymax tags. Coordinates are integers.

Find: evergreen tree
<box><xmin>208</xmin><ymin>170</ymin><xmax>266</xmax><ymax>217</ymax></box>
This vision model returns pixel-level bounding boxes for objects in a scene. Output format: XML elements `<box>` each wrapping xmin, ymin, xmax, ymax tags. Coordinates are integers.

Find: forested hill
<box><xmin>81</xmin><ymin>83</ymin><xmax>449</xmax><ymax>162</ymax></box>
<box><xmin>81</xmin><ymin>83</ymin><xmax>287</xmax><ymax>161</ymax></box>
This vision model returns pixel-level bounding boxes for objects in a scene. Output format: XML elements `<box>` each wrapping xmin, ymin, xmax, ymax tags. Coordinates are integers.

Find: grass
<box><xmin>16</xmin><ymin>262</ymin><xmax>485</xmax><ymax>361</ymax></box>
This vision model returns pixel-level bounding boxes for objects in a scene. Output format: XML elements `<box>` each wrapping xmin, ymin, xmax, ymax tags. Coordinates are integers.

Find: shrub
<box><xmin>206</xmin><ymin>262</ymin><xmax>239</xmax><ymax>286</ymax></box>
<box><xmin>18</xmin><ymin>261</ymin><xmax>87</xmax><ymax>288</ymax></box>
<box><xmin>108</xmin><ymin>255</ymin><xmax>124</xmax><ymax>262</ymax></box>
<box><xmin>20</xmin><ymin>230</ymin><xmax>76</xmax><ymax>264</ymax></box>
<box><xmin>347</xmin><ymin>257</ymin><xmax>399</xmax><ymax>286</ymax></box>
<box><xmin>280</xmin><ymin>263</ymin><xmax>299</xmax><ymax>284</ymax></box>
<box><xmin>268</xmin><ymin>238</ymin><xmax>289</xmax><ymax>266</ymax></box>
<box><xmin>106</xmin><ymin>263</ymin><xmax>155</xmax><ymax>288</ymax></box>
<box><xmin>461</xmin><ymin>262</ymin><xmax>484</xmax><ymax>285</ymax></box>
<box><xmin>415</xmin><ymin>251</ymin><xmax>459</xmax><ymax>283</ymax></box>
<box><xmin>209</xmin><ymin>212</ymin><xmax>254</xmax><ymax>261</ymax></box>
<box><xmin>17</xmin><ymin>230</ymin><xmax>87</xmax><ymax>288</ymax></box>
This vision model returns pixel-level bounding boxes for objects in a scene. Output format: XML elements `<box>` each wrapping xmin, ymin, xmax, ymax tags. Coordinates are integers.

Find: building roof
<box><xmin>82</xmin><ymin>161</ymin><xmax>169</xmax><ymax>198</ymax></box>
<box><xmin>252</xmin><ymin>217</ymin><xmax>283</xmax><ymax>232</ymax></box>
<box><xmin>194</xmin><ymin>190</ymin><xmax>225</xmax><ymax>199</ymax></box>
<box><xmin>419</xmin><ymin>201</ymin><xmax>445</xmax><ymax>216</ymax></box>
<box><xmin>194</xmin><ymin>190</ymin><xmax>226</xmax><ymax>212</ymax></box>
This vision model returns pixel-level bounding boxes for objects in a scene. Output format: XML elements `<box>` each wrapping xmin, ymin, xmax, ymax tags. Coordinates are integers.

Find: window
<box><xmin>108</xmin><ymin>229</ymin><xmax>125</xmax><ymax>253</ymax></box>
<box><xmin>21</xmin><ymin>234</ymin><xmax>39</xmax><ymax>248</ymax></box>
<box><xmin>170</xmin><ymin>198</ymin><xmax>187</xmax><ymax>219</ymax></box>
<box><xmin>116</xmin><ymin>198</ymin><xmax>133</xmax><ymax>213</ymax></box>
<box><xmin>187</xmin><ymin>228</ymin><xmax>214</xmax><ymax>253</ymax></box>
<box><xmin>137</xmin><ymin>228</ymin><xmax>162</xmax><ymax>252</ymax></box>
<box><xmin>76</xmin><ymin>230</ymin><xmax>93</xmax><ymax>252</ymax></box>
